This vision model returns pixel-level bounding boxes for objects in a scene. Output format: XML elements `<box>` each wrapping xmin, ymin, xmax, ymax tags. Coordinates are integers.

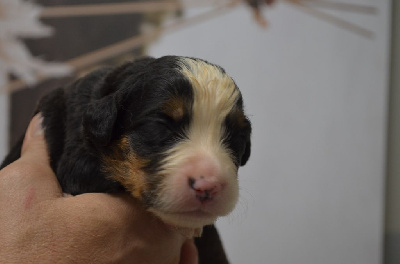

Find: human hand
<box><xmin>0</xmin><ymin>114</ymin><xmax>198</xmax><ymax>264</ymax></box>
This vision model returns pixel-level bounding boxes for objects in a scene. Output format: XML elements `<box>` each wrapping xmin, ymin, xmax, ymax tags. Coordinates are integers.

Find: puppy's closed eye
<box><xmin>139</xmin><ymin>119</ymin><xmax>175</xmax><ymax>142</ymax></box>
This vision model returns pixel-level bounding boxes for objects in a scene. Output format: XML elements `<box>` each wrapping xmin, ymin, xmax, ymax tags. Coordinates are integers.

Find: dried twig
<box><xmin>2</xmin><ymin>0</ymin><xmax>378</xmax><ymax>92</ymax></box>
<box><xmin>285</xmin><ymin>0</ymin><xmax>374</xmax><ymax>38</ymax></box>
<box><xmin>302</xmin><ymin>0</ymin><xmax>377</xmax><ymax>14</ymax></box>
<box><xmin>40</xmin><ymin>0</ymin><xmax>229</xmax><ymax>18</ymax></box>
<box><xmin>3</xmin><ymin>0</ymin><xmax>240</xmax><ymax>93</ymax></box>
<box><xmin>245</xmin><ymin>0</ymin><xmax>376</xmax><ymax>30</ymax></box>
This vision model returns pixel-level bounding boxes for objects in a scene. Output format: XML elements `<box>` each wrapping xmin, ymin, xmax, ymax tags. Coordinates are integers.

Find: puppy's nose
<box><xmin>189</xmin><ymin>177</ymin><xmax>221</xmax><ymax>202</ymax></box>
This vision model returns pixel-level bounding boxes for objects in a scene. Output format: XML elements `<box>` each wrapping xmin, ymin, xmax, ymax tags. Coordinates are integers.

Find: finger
<box><xmin>58</xmin><ymin>193</ymin><xmax>187</xmax><ymax>263</ymax></box>
<box><xmin>21</xmin><ymin>114</ymin><xmax>49</xmax><ymax>161</ymax></box>
<box><xmin>0</xmin><ymin>114</ymin><xmax>62</xmax><ymax>205</ymax></box>
<box><xmin>179</xmin><ymin>239</ymin><xmax>199</xmax><ymax>264</ymax></box>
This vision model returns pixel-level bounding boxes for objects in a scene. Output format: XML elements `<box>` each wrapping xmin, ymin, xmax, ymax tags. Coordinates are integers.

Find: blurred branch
<box><xmin>285</xmin><ymin>0</ymin><xmax>375</xmax><ymax>38</ymax></box>
<box><xmin>40</xmin><ymin>0</ymin><xmax>230</xmax><ymax>18</ymax></box>
<box><xmin>4</xmin><ymin>0</ymin><xmax>240</xmax><ymax>93</ymax></box>
<box><xmin>302</xmin><ymin>0</ymin><xmax>378</xmax><ymax>14</ymax></box>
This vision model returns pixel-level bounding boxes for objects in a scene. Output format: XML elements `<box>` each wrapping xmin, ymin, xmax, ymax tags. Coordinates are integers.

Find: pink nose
<box><xmin>188</xmin><ymin>176</ymin><xmax>221</xmax><ymax>202</ymax></box>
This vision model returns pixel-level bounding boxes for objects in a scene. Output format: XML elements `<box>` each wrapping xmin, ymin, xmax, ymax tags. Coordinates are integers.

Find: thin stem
<box><xmin>3</xmin><ymin>0</ymin><xmax>240</xmax><ymax>93</ymax></box>
<box><xmin>40</xmin><ymin>0</ymin><xmax>228</xmax><ymax>18</ymax></box>
<box><xmin>302</xmin><ymin>0</ymin><xmax>377</xmax><ymax>14</ymax></box>
<box><xmin>286</xmin><ymin>0</ymin><xmax>374</xmax><ymax>38</ymax></box>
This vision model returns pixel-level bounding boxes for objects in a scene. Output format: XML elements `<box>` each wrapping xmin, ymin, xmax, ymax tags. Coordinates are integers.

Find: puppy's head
<box><xmin>83</xmin><ymin>56</ymin><xmax>251</xmax><ymax>228</ymax></box>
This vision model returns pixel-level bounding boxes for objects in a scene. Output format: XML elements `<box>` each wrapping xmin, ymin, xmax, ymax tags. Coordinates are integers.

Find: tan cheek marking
<box><xmin>102</xmin><ymin>137</ymin><xmax>148</xmax><ymax>199</ymax></box>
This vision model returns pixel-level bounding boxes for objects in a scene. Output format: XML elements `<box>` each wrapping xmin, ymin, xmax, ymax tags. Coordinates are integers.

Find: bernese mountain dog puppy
<box><xmin>1</xmin><ymin>56</ymin><xmax>252</xmax><ymax>264</ymax></box>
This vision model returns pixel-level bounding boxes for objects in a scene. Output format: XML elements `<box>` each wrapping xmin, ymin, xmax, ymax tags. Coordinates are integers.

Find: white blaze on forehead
<box><xmin>178</xmin><ymin>58</ymin><xmax>240</xmax><ymax>147</ymax></box>
<box><xmin>151</xmin><ymin>58</ymin><xmax>241</xmax><ymax>228</ymax></box>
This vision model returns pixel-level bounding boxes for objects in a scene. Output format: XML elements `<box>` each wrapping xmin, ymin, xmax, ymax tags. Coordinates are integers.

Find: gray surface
<box><xmin>149</xmin><ymin>1</ymin><xmax>390</xmax><ymax>263</ymax></box>
<box><xmin>385</xmin><ymin>0</ymin><xmax>400</xmax><ymax>263</ymax></box>
<box><xmin>385</xmin><ymin>233</ymin><xmax>400</xmax><ymax>264</ymax></box>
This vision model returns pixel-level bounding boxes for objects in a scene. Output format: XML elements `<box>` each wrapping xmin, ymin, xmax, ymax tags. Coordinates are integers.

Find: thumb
<box><xmin>179</xmin><ymin>239</ymin><xmax>199</xmax><ymax>264</ymax></box>
<box><xmin>21</xmin><ymin>114</ymin><xmax>48</xmax><ymax>160</ymax></box>
<box><xmin>17</xmin><ymin>114</ymin><xmax>62</xmax><ymax>198</ymax></box>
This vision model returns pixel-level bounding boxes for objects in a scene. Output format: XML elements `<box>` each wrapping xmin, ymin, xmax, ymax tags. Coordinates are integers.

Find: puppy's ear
<box><xmin>240</xmin><ymin>139</ymin><xmax>251</xmax><ymax>166</ymax></box>
<box><xmin>83</xmin><ymin>57</ymin><xmax>157</xmax><ymax>147</ymax></box>
<box><xmin>240</xmin><ymin>121</ymin><xmax>252</xmax><ymax>166</ymax></box>
<box><xmin>83</xmin><ymin>95</ymin><xmax>117</xmax><ymax>147</ymax></box>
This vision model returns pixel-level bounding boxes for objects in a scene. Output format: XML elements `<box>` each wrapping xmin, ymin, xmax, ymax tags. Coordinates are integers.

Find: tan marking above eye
<box><xmin>163</xmin><ymin>97</ymin><xmax>185</xmax><ymax>122</ymax></box>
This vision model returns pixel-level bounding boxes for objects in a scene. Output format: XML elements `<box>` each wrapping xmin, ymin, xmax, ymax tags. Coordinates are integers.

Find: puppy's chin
<box><xmin>148</xmin><ymin>208</ymin><xmax>219</xmax><ymax>229</ymax></box>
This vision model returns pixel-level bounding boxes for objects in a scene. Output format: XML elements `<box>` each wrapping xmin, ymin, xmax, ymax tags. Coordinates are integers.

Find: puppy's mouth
<box><xmin>148</xmin><ymin>207</ymin><xmax>218</xmax><ymax>229</ymax></box>
<box><xmin>145</xmin><ymin>177</ymin><xmax>236</xmax><ymax>229</ymax></box>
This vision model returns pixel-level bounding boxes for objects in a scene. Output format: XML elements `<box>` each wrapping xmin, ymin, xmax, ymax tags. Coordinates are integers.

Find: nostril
<box><xmin>188</xmin><ymin>177</ymin><xmax>196</xmax><ymax>189</ymax></box>
<box><xmin>188</xmin><ymin>176</ymin><xmax>221</xmax><ymax>202</ymax></box>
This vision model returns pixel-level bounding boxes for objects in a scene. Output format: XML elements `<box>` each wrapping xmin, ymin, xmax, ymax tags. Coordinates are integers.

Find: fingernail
<box><xmin>30</xmin><ymin>114</ymin><xmax>44</xmax><ymax>137</ymax></box>
<box><xmin>21</xmin><ymin>114</ymin><xmax>44</xmax><ymax>155</ymax></box>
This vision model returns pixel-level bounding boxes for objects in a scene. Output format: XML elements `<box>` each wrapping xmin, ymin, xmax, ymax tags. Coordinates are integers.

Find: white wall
<box><xmin>149</xmin><ymin>1</ymin><xmax>390</xmax><ymax>264</ymax></box>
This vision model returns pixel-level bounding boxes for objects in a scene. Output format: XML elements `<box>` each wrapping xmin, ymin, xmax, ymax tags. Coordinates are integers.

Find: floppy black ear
<box><xmin>240</xmin><ymin>119</ymin><xmax>252</xmax><ymax>166</ymax></box>
<box><xmin>240</xmin><ymin>139</ymin><xmax>251</xmax><ymax>166</ymax></box>
<box><xmin>83</xmin><ymin>95</ymin><xmax>118</xmax><ymax>147</ymax></box>
<box><xmin>82</xmin><ymin>57</ymin><xmax>157</xmax><ymax>147</ymax></box>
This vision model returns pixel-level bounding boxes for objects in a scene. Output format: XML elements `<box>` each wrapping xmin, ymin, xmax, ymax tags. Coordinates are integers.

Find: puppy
<box><xmin>1</xmin><ymin>56</ymin><xmax>252</xmax><ymax>264</ymax></box>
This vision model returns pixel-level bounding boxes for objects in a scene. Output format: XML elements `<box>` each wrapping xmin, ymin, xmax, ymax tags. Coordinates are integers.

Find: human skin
<box><xmin>0</xmin><ymin>114</ymin><xmax>198</xmax><ymax>264</ymax></box>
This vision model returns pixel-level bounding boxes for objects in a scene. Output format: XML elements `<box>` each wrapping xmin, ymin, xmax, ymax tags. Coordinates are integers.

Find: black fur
<box><xmin>1</xmin><ymin>56</ymin><xmax>251</xmax><ymax>264</ymax></box>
